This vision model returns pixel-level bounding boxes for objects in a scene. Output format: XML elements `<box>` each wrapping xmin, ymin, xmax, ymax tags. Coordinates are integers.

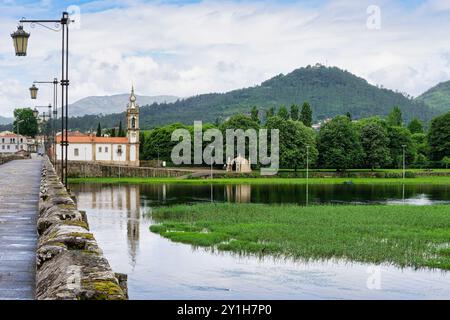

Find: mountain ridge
<box><xmin>67</xmin><ymin>65</ymin><xmax>440</xmax><ymax>131</ymax></box>
<box><xmin>416</xmin><ymin>80</ymin><xmax>450</xmax><ymax>113</ymax></box>
<box><xmin>66</xmin><ymin>94</ymin><xmax>179</xmax><ymax>117</ymax></box>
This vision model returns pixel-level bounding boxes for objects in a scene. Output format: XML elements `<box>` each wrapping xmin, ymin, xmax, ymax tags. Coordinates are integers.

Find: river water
<box><xmin>70</xmin><ymin>183</ymin><xmax>450</xmax><ymax>299</ymax></box>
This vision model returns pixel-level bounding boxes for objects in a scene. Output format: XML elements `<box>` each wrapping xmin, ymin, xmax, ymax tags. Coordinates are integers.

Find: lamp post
<box><xmin>306</xmin><ymin>145</ymin><xmax>310</xmax><ymax>206</ymax></box>
<box><xmin>209</xmin><ymin>145</ymin><xmax>214</xmax><ymax>202</ymax></box>
<box><xmin>29</xmin><ymin>84</ymin><xmax>38</xmax><ymax>99</ymax></box>
<box><xmin>402</xmin><ymin>144</ymin><xmax>406</xmax><ymax>203</ymax></box>
<box><xmin>402</xmin><ymin>145</ymin><xmax>406</xmax><ymax>180</ymax></box>
<box><xmin>34</xmin><ymin>105</ymin><xmax>52</xmax><ymax>156</ymax></box>
<box><xmin>12</xmin><ymin>12</ymin><xmax>73</xmax><ymax>187</ymax></box>
<box><xmin>31</xmin><ymin>78</ymin><xmax>58</xmax><ymax>164</ymax></box>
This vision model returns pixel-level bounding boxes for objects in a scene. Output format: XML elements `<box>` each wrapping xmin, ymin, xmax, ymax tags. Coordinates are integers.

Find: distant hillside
<box><xmin>416</xmin><ymin>81</ymin><xmax>450</xmax><ymax>113</ymax></box>
<box><xmin>67</xmin><ymin>65</ymin><xmax>439</xmax><ymax>131</ymax></box>
<box><xmin>67</xmin><ymin>94</ymin><xmax>179</xmax><ymax>117</ymax></box>
<box><xmin>0</xmin><ymin>116</ymin><xmax>13</xmax><ymax>125</ymax></box>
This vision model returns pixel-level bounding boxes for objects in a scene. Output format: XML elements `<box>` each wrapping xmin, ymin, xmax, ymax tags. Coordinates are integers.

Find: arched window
<box><xmin>131</xmin><ymin>117</ymin><xmax>136</xmax><ymax>129</ymax></box>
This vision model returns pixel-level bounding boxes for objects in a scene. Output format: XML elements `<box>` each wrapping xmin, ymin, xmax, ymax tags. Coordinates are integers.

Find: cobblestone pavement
<box><xmin>0</xmin><ymin>159</ymin><xmax>42</xmax><ymax>300</ymax></box>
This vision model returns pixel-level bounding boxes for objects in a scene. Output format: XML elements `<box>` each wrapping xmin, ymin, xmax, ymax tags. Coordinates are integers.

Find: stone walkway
<box><xmin>0</xmin><ymin>159</ymin><xmax>42</xmax><ymax>300</ymax></box>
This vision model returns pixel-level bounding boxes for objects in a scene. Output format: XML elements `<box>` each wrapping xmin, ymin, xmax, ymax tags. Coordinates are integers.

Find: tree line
<box><xmin>139</xmin><ymin>104</ymin><xmax>450</xmax><ymax>170</ymax></box>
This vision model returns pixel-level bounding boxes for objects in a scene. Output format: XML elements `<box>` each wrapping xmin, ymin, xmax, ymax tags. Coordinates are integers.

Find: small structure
<box><xmin>226</xmin><ymin>154</ymin><xmax>252</xmax><ymax>173</ymax></box>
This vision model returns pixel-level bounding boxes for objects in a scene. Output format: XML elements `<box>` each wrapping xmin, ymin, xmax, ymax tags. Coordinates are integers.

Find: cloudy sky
<box><xmin>0</xmin><ymin>0</ymin><xmax>450</xmax><ymax>117</ymax></box>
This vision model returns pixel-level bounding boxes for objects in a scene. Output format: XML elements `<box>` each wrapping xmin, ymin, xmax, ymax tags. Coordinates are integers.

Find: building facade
<box><xmin>56</xmin><ymin>87</ymin><xmax>140</xmax><ymax>166</ymax></box>
<box><xmin>0</xmin><ymin>132</ymin><xmax>29</xmax><ymax>154</ymax></box>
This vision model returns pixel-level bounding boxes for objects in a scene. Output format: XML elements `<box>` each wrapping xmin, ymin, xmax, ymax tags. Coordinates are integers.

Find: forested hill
<box><xmin>68</xmin><ymin>65</ymin><xmax>438</xmax><ymax>131</ymax></box>
<box><xmin>416</xmin><ymin>80</ymin><xmax>450</xmax><ymax>113</ymax></box>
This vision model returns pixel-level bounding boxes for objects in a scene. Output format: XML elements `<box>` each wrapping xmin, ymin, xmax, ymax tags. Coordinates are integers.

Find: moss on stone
<box><xmin>68</xmin><ymin>232</ymin><xmax>94</xmax><ymax>240</ymax></box>
<box><xmin>83</xmin><ymin>280</ymin><xmax>125</xmax><ymax>300</ymax></box>
<box><xmin>63</xmin><ymin>220</ymin><xmax>89</xmax><ymax>229</ymax></box>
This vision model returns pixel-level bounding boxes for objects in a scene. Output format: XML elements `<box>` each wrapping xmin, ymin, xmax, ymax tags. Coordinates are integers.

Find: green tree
<box><xmin>428</xmin><ymin>112</ymin><xmax>450</xmax><ymax>162</ymax></box>
<box><xmin>317</xmin><ymin>116</ymin><xmax>363</xmax><ymax>170</ymax></box>
<box><xmin>346</xmin><ymin>112</ymin><xmax>352</xmax><ymax>121</ymax></box>
<box><xmin>220</xmin><ymin>114</ymin><xmax>260</xmax><ymax>161</ymax></box>
<box><xmin>290</xmin><ymin>104</ymin><xmax>299</xmax><ymax>121</ymax></box>
<box><xmin>387</xmin><ymin>126</ymin><xmax>416</xmax><ymax>167</ymax></box>
<box><xmin>110</xmin><ymin>127</ymin><xmax>116</xmax><ymax>137</ymax></box>
<box><xmin>118</xmin><ymin>121</ymin><xmax>125</xmax><ymax>137</ymax></box>
<box><xmin>13</xmin><ymin>108</ymin><xmax>39</xmax><ymax>137</ymax></box>
<box><xmin>265</xmin><ymin>116</ymin><xmax>318</xmax><ymax>170</ymax></box>
<box><xmin>96</xmin><ymin>123</ymin><xmax>102</xmax><ymax>137</ymax></box>
<box><xmin>407</xmin><ymin>118</ymin><xmax>424</xmax><ymax>134</ymax></box>
<box><xmin>359</xmin><ymin>120</ymin><xmax>390</xmax><ymax>169</ymax></box>
<box><xmin>412</xmin><ymin>133</ymin><xmax>428</xmax><ymax>158</ymax></box>
<box><xmin>387</xmin><ymin>106</ymin><xmax>403</xmax><ymax>127</ymax></box>
<box><xmin>299</xmin><ymin>102</ymin><xmax>313</xmax><ymax>127</ymax></box>
<box><xmin>442</xmin><ymin>156</ymin><xmax>450</xmax><ymax>169</ymax></box>
<box><xmin>278</xmin><ymin>106</ymin><xmax>289</xmax><ymax>120</ymax></box>
<box><xmin>265</xmin><ymin>107</ymin><xmax>275</xmax><ymax>119</ymax></box>
<box><xmin>143</xmin><ymin>123</ymin><xmax>191</xmax><ymax>161</ymax></box>
<box><xmin>250</xmin><ymin>106</ymin><xmax>260</xmax><ymax>124</ymax></box>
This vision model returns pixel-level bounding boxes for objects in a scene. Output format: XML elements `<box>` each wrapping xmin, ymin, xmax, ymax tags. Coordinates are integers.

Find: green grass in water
<box><xmin>150</xmin><ymin>203</ymin><xmax>450</xmax><ymax>270</ymax></box>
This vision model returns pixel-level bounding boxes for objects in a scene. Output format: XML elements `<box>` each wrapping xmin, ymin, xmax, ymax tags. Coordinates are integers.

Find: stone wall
<box><xmin>0</xmin><ymin>154</ymin><xmax>26</xmax><ymax>165</ymax></box>
<box><xmin>37</xmin><ymin>157</ymin><xmax>127</xmax><ymax>300</ymax></box>
<box><xmin>54</xmin><ymin>160</ymin><xmax>191</xmax><ymax>178</ymax></box>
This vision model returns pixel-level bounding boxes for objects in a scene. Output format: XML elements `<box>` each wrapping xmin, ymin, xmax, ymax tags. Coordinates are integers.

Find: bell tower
<box><xmin>127</xmin><ymin>85</ymin><xmax>140</xmax><ymax>166</ymax></box>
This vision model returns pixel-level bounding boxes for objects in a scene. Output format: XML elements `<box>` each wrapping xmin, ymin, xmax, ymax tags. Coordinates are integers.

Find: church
<box><xmin>56</xmin><ymin>87</ymin><xmax>140</xmax><ymax>166</ymax></box>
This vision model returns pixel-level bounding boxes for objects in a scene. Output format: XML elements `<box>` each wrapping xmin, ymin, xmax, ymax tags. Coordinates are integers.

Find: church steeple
<box><xmin>126</xmin><ymin>85</ymin><xmax>140</xmax><ymax>165</ymax></box>
<box><xmin>129</xmin><ymin>85</ymin><xmax>137</xmax><ymax>109</ymax></box>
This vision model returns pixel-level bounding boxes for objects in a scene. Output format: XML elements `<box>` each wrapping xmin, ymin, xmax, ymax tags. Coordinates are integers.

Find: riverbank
<box><xmin>69</xmin><ymin>176</ymin><xmax>450</xmax><ymax>185</ymax></box>
<box><xmin>150</xmin><ymin>203</ymin><xmax>450</xmax><ymax>270</ymax></box>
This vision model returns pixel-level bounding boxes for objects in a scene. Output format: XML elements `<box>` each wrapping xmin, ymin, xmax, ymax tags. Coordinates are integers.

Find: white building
<box><xmin>56</xmin><ymin>87</ymin><xmax>140</xmax><ymax>166</ymax></box>
<box><xmin>0</xmin><ymin>132</ymin><xmax>29</xmax><ymax>154</ymax></box>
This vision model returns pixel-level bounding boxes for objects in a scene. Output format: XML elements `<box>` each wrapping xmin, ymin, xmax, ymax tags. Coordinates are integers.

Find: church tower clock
<box><xmin>126</xmin><ymin>86</ymin><xmax>140</xmax><ymax>166</ymax></box>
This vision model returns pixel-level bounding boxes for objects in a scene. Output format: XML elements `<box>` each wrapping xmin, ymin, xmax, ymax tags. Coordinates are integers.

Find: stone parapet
<box><xmin>37</xmin><ymin>156</ymin><xmax>127</xmax><ymax>300</ymax></box>
<box><xmin>54</xmin><ymin>160</ymin><xmax>191</xmax><ymax>178</ymax></box>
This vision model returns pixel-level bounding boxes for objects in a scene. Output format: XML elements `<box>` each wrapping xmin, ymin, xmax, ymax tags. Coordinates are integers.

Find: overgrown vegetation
<box><xmin>150</xmin><ymin>203</ymin><xmax>450</xmax><ymax>270</ymax></box>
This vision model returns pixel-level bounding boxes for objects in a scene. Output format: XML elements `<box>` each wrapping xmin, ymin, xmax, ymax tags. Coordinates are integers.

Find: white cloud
<box><xmin>0</xmin><ymin>0</ymin><xmax>450</xmax><ymax>117</ymax></box>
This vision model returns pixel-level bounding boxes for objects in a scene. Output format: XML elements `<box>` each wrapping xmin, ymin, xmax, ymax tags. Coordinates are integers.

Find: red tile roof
<box><xmin>56</xmin><ymin>135</ymin><xmax>128</xmax><ymax>144</ymax></box>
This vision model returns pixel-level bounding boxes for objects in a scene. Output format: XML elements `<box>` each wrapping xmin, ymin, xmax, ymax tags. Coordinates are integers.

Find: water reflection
<box><xmin>75</xmin><ymin>183</ymin><xmax>449</xmax><ymax>206</ymax></box>
<box><xmin>71</xmin><ymin>183</ymin><xmax>450</xmax><ymax>300</ymax></box>
<box><xmin>76</xmin><ymin>185</ymin><xmax>141</xmax><ymax>267</ymax></box>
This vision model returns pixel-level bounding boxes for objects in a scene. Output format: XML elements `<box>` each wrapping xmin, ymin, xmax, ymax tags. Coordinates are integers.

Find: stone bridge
<box><xmin>0</xmin><ymin>158</ymin><xmax>127</xmax><ymax>300</ymax></box>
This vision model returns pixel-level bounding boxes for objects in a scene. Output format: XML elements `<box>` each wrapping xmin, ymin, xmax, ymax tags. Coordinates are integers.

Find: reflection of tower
<box><xmin>126</xmin><ymin>185</ymin><xmax>141</xmax><ymax>268</ymax></box>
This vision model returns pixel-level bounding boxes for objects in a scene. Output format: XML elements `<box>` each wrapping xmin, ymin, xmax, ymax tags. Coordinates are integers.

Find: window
<box><xmin>117</xmin><ymin>145</ymin><xmax>123</xmax><ymax>155</ymax></box>
<box><xmin>2</xmin><ymin>145</ymin><xmax>4</xmax><ymax>150</ymax></box>
<box><xmin>105</xmin><ymin>147</ymin><xmax>108</xmax><ymax>153</ymax></box>
<box><xmin>98</xmin><ymin>147</ymin><xmax>102</xmax><ymax>153</ymax></box>
<box><xmin>15</xmin><ymin>145</ymin><xmax>18</xmax><ymax>150</ymax></box>
<box><xmin>1</xmin><ymin>138</ymin><xmax>4</xmax><ymax>143</ymax></box>
<box><xmin>7</xmin><ymin>145</ymin><xmax>10</xmax><ymax>150</ymax></box>
<box><xmin>20</xmin><ymin>138</ymin><xmax>23</xmax><ymax>143</ymax></box>
<box><xmin>74</xmin><ymin>148</ymin><xmax>79</xmax><ymax>156</ymax></box>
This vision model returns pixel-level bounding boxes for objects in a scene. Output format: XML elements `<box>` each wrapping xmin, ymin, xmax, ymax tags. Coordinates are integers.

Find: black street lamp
<box><xmin>14</xmin><ymin>12</ymin><xmax>73</xmax><ymax>187</ymax></box>
<box><xmin>35</xmin><ymin>105</ymin><xmax>52</xmax><ymax>156</ymax></box>
<box><xmin>11</xmin><ymin>25</ymin><xmax>30</xmax><ymax>56</ymax></box>
<box><xmin>32</xmin><ymin>78</ymin><xmax>58</xmax><ymax>164</ymax></box>
<box><xmin>29</xmin><ymin>84</ymin><xmax>38</xmax><ymax>99</ymax></box>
